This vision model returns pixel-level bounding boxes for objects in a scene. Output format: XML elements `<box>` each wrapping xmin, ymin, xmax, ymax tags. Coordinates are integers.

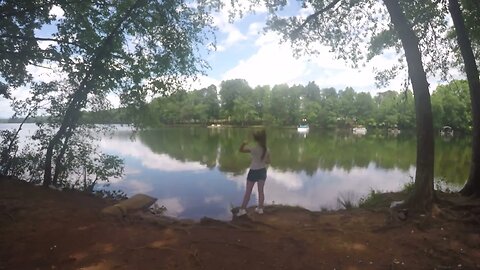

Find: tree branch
<box><xmin>0</xmin><ymin>34</ymin><xmax>84</xmax><ymax>48</ymax></box>
<box><xmin>291</xmin><ymin>0</ymin><xmax>342</xmax><ymax>39</ymax></box>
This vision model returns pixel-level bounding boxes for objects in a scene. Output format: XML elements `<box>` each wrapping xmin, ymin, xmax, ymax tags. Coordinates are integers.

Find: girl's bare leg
<box><xmin>241</xmin><ymin>180</ymin><xmax>256</xmax><ymax>209</ymax></box>
<box><xmin>257</xmin><ymin>180</ymin><xmax>265</xmax><ymax>208</ymax></box>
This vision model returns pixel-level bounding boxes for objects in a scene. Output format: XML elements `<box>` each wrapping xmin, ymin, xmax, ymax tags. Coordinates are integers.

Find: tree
<box><xmin>354</xmin><ymin>92</ymin><xmax>375</xmax><ymax>126</ymax></box>
<box><xmin>375</xmin><ymin>91</ymin><xmax>400</xmax><ymax>128</ymax></box>
<box><xmin>202</xmin><ymin>85</ymin><xmax>220</xmax><ymax>121</ymax></box>
<box><xmin>269</xmin><ymin>84</ymin><xmax>292</xmax><ymax>125</ymax></box>
<box><xmin>219</xmin><ymin>79</ymin><xmax>252</xmax><ymax>120</ymax></box>
<box><xmin>250</xmin><ymin>0</ymin><xmax>435</xmax><ymax>212</ymax></box>
<box><xmin>319</xmin><ymin>87</ymin><xmax>339</xmax><ymax>128</ymax></box>
<box><xmin>0</xmin><ymin>81</ymin><xmax>54</xmax><ymax>177</ymax></box>
<box><xmin>431</xmin><ymin>81</ymin><xmax>471</xmax><ymax>131</ymax></box>
<box><xmin>458</xmin><ymin>0</ymin><xmax>480</xmax><ymax>60</ymax></box>
<box><xmin>382</xmin><ymin>0</ymin><xmax>435</xmax><ymax>211</ymax></box>
<box><xmin>252</xmin><ymin>85</ymin><xmax>270</xmax><ymax>120</ymax></box>
<box><xmin>0</xmin><ymin>0</ymin><xmax>218</xmax><ymax>187</ymax></box>
<box><xmin>337</xmin><ymin>87</ymin><xmax>357</xmax><ymax>126</ymax></box>
<box><xmin>0</xmin><ymin>0</ymin><xmax>57</xmax><ymax>87</ymax></box>
<box><xmin>448</xmin><ymin>0</ymin><xmax>480</xmax><ymax>197</ymax></box>
<box><xmin>232</xmin><ymin>96</ymin><xmax>258</xmax><ymax>126</ymax></box>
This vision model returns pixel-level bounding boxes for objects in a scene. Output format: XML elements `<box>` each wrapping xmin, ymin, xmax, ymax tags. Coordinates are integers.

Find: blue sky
<box><xmin>193</xmin><ymin>1</ymin><xmax>409</xmax><ymax>92</ymax></box>
<box><xmin>0</xmin><ymin>1</ymin><xmax>460</xmax><ymax>118</ymax></box>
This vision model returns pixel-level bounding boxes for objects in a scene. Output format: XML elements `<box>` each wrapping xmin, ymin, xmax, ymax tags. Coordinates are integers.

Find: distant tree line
<box><xmin>137</xmin><ymin>79</ymin><xmax>471</xmax><ymax>132</ymax></box>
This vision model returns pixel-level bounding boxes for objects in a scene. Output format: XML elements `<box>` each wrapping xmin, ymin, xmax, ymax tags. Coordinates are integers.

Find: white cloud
<box><xmin>247</xmin><ymin>22</ymin><xmax>263</xmax><ymax>36</ymax></box>
<box><xmin>220</xmin><ymin>27</ymin><xmax>410</xmax><ymax>92</ymax></box>
<box><xmin>224</xmin><ymin>167</ymin><xmax>303</xmax><ymax>190</ymax></box>
<box><xmin>159</xmin><ymin>197</ymin><xmax>185</xmax><ymax>217</ymax></box>
<box><xmin>124</xmin><ymin>179</ymin><xmax>154</xmax><ymax>194</ymax></box>
<box><xmin>0</xmin><ymin>86</ymin><xmax>37</xmax><ymax>118</ymax></box>
<box><xmin>223</xmin><ymin>24</ymin><xmax>248</xmax><ymax>47</ymax></box>
<box><xmin>49</xmin><ymin>5</ymin><xmax>65</xmax><ymax>19</ymax></box>
<box><xmin>27</xmin><ymin>63</ymin><xmax>65</xmax><ymax>83</ymax></box>
<box><xmin>125</xmin><ymin>166</ymin><xmax>142</xmax><ymax>176</ymax></box>
<box><xmin>265</xmin><ymin>164</ymin><xmax>413</xmax><ymax>210</ymax></box>
<box><xmin>38</xmin><ymin>40</ymin><xmax>57</xmax><ymax>50</ymax></box>
<box><xmin>214</xmin><ymin>44</ymin><xmax>227</xmax><ymax>52</ymax></box>
<box><xmin>223</xmin><ymin>163</ymin><xmax>413</xmax><ymax>211</ymax></box>
<box><xmin>222</xmin><ymin>32</ymin><xmax>309</xmax><ymax>87</ymax></box>
<box><xmin>210</xmin><ymin>0</ymin><xmax>267</xmax><ymax>52</ymax></box>
<box><xmin>106</xmin><ymin>93</ymin><xmax>120</xmax><ymax>108</ymax></box>
<box><xmin>100</xmin><ymin>137</ymin><xmax>208</xmax><ymax>172</ymax></box>
<box><xmin>267</xmin><ymin>169</ymin><xmax>304</xmax><ymax>190</ymax></box>
<box><xmin>0</xmin><ymin>99</ymin><xmax>13</xmax><ymax>118</ymax></box>
<box><xmin>204</xmin><ymin>195</ymin><xmax>224</xmax><ymax>204</ymax></box>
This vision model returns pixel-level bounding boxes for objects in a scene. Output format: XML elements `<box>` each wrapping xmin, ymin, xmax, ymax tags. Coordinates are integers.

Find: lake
<box><xmin>0</xmin><ymin>124</ymin><xmax>471</xmax><ymax>220</ymax></box>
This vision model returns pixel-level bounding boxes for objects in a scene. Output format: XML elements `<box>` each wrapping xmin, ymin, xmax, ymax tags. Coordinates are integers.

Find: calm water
<box><xmin>0</xmin><ymin>124</ymin><xmax>471</xmax><ymax>220</ymax></box>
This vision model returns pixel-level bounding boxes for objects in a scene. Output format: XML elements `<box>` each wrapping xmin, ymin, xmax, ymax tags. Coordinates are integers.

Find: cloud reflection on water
<box><xmin>95</xmin><ymin>127</ymin><xmax>467</xmax><ymax>220</ymax></box>
<box><xmin>159</xmin><ymin>197</ymin><xmax>185</xmax><ymax>217</ymax></box>
<box><xmin>100</xmin><ymin>138</ymin><xmax>207</xmax><ymax>172</ymax></box>
<box><xmin>226</xmin><ymin>164</ymin><xmax>414</xmax><ymax>210</ymax></box>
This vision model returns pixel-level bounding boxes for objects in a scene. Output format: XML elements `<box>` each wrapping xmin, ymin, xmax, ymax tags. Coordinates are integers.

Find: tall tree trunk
<box><xmin>383</xmin><ymin>0</ymin><xmax>435</xmax><ymax>212</ymax></box>
<box><xmin>52</xmin><ymin>128</ymin><xmax>74</xmax><ymax>186</ymax></box>
<box><xmin>43</xmin><ymin>95</ymin><xmax>85</xmax><ymax>187</ymax></box>
<box><xmin>43</xmin><ymin>0</ymin><xmax>144</xmax><ymax>187</ymax></box>
<box><xmin>449</xmin><ymin>0</ymin><xmax>480</xmax><ymax>197</ymax></box>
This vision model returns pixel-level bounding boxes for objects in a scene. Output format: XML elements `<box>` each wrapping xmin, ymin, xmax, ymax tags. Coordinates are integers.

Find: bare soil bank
<box><xmin>1</xmin><ymin>177</ymin><xmax>480</xmax><ymax>270</ymax></box>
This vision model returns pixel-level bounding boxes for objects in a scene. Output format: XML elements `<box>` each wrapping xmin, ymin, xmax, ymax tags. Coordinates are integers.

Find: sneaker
<box><xmin>255</xmin><ymin>207</ymin><xmax>263</xmax><ymax>214</ymax></box>
<box><xmin>236</xmin><ymin>208</ymin><xmax>247</xmax><ymax>216</ymax></box>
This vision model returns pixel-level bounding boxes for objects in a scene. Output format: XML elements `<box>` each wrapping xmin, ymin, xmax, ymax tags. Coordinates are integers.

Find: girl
<box><xmin>237</xmin><ymin>130</ymin><xmax>270</xmax><ymax>216</ymax></box>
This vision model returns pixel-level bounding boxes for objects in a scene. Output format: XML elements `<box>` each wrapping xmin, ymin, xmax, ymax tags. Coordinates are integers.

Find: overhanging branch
<box><xmin>0</xmin><ymin>34</ymin><xmax>85</xmax><ymax>48</ymax></box>
<box><xmin>291</xmin><ymin>0</ymin><xmax>342</xmax><ymax>39</ymax></box>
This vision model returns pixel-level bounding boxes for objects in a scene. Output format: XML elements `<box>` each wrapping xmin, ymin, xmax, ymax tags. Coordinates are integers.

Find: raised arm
<box><xmin>239</xmin><ymin>141</ymin><xmax>250</xmax><ymax>153</ymax></box>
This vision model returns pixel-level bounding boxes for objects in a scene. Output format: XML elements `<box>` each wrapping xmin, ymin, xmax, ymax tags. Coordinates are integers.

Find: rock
<box><xmin>101</xmin><ymin>194</ymin><xmax>157</xmax><ymax>217</ymax></box>
<box><xmin>390</xmin><ymin>200</ymin><xmax>404</xmax><ymax>208</ymax></box>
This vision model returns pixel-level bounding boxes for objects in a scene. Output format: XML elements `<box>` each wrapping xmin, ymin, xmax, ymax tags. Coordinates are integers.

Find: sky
<box><xmin>192</xmin><ymin>1</ymin><xmax>411</xmax><ymax>93</ymax></box>
<box><xmin>0</xmin><ymin>1</ymin><xmax>461</xmax><ymax>118</ymax></box>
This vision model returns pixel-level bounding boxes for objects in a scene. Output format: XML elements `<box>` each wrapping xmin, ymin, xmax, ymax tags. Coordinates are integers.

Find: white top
<box><xmin>247</xmin><ymin>145</ymin><xmax>270</xmax><ymax>170</ymax></box>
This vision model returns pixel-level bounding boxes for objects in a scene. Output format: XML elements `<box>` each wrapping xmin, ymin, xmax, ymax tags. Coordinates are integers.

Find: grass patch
<box><xmin>358</xmin><ymin>189</ymin><xmax>384</xmax><ymax>209</ymax></box>
<box><xmin>401</xmin><ymin>180</ymin><xmax>415</xmax><ymax>195</ymax></box>
<box><xmin>337</xmin><ymin>191</ymin><xmax>357</xmax><ymax>210</ymax></box>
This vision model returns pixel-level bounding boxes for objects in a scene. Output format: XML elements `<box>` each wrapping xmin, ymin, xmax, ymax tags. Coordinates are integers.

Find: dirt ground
<box><xmin>1</xmin><ymin>177</ymin><xmax>480</xmax><ymax>270</ymax></box>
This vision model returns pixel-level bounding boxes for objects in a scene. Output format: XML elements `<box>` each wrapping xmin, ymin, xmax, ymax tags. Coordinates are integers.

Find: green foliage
<box><xmin>401</xmin><ymin>180</ymin><xmax>415</xmax><ymax>195</ymax></box>
<box><xmin>219</xmin><ymin>79</ymin><xmax>252</xmax><ymax>119</ymax></box>
<box><xmin>358</xmin><ymin>189</ymin><xmax>385</xmax><ymax>209</ymax></box>
<box><xmin>139</xmin><ymin>79</ymin><xmax>417</xmax><ymax>129</ymax></box>
<box><xmin>137</xmin><ymin>78</ymin><xmax>471</xmax><ymax>132</ymax></box>
<box><xmin>431</xmin><ymin>80</ymin><xmax>471</xmax><ymax>132</ymax></box>
<box><xmin>0</xmin><ymin>129</ymin><xmax>20</xmax><ymax>176</ymax></box>
<box><xmin>130</xmin><ymin>126</ymin><xmax>471</xmax><ymax>185</ymax></box>
<box><xmin>27</xmin><ymin>123</ymin><xmax>124</xmax><ymax>189</ymax></box>
<box><xmin>460</xmin><ymin>0</ymin><xmax>480</xmax><ymax>60</ymax></box>
<box><xmin>1</xmin><ymin>0</ymin><xmax>221</xmax><ymax>186</ymax></box>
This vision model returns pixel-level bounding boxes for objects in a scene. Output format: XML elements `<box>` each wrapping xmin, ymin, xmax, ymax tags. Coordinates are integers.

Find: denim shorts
<box><xmin>247</xmin><ymin>168</ymin><xmax>267</xmax><ymax>182</ymax></box>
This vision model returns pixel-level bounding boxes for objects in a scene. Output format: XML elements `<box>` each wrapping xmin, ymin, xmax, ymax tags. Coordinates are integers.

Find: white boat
<box><xmin>440</xmin><ymin>126</ymin><xmax>453</xmax><ymax>136</ymax></box>
<box><xmin>352</xmin><ymin>126</ymin><xmax>367</xmax><ymax>135</ymax></box>
<box><xmin>297</xmin><ymin>124</ymin><xmax>309</xmax><ymax>133</ymax></box>
<box><xmin>207</xmin><ymin>124</ymin><xmax>222</xmax><ymax>128</ymax></box>
<box><xmin>388</xmin><ymin>127</ymin><xmax>401</xmax><ymax>135</ymax></box>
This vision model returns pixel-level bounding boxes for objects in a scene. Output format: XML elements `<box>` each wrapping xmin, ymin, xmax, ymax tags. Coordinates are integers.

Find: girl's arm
<box><xmin>239</xmin><ymin>141</ymin><xmax>250</xmax><ymax>153</ymax></box>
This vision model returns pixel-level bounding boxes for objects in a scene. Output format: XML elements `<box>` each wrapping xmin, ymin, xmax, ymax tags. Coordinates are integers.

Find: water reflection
<box><xmin>0</xmin><ymin>124</ymin><xmax>471</xmax><ymax>220</ymax></box>
<box><xmin>99</xmin><ymin>127</ymin><xmax>470</xmax><ymax>219</ymax></box>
